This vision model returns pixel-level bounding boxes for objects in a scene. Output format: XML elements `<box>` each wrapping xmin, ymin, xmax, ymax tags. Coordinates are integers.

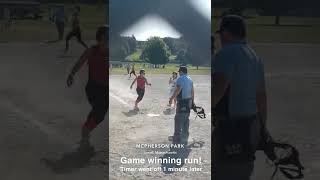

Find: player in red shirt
<box><xmin>130</xmin><ymin>69</ymin><xmax>151</xmax><ymax>111</ymax></box>
<box><xmin>66</xmin><ymin>25</ymin><xmax>108</xmax><ymax>149</ymax></box>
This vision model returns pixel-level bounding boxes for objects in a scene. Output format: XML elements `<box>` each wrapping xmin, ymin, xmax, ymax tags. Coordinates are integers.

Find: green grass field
<box><xmin>0</xmin><ymin>4</ymin><xmax>106</xmax><ymax>42</ymax></box>
<box><xmin>213</xmin><ymin>13</ymin><xmax>320</xmax><ymax>43</ymax></box>
<box><xmin>110</xmin><ymin>63</ymin><xmax>211</xmax><ymax>75</ymax></box>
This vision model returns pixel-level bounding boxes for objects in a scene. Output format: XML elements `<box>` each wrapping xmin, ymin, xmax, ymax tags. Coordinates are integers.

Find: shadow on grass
<box><xmin>41</xmin><ymin>146</ymin><xmax>96</xmax><ymax>174</ymax></box>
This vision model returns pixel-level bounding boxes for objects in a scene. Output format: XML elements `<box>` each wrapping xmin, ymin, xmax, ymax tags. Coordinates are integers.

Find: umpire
<box><xmin>212</xmin><ymin>15</ymin><xmax>267</xmax><ymax>180</ymax></box>
<box><xmin>54</xmin><ymin>5</ymin><xmax>65</xmax><ymax>41</ymax></box>
<box><xmin>169</xmin><ymin>66</ymin><xmax>194</xmax><ymax>145</ymax></box>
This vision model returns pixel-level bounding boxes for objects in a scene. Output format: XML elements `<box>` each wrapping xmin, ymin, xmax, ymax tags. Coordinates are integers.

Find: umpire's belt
<box><xmin>177</xmin><ymin>98</ymin><xmax>192</xmax><ymax>113</ymax></box>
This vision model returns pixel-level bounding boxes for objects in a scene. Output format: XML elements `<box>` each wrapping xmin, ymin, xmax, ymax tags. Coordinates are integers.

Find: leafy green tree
<box><xmin>163</xmin><ymin>37</ymin><xmax>188</xmax><ymax>56</ymax></box>
<box><xmin>176</xmin><ymin>50</ymin><xmax>187</xmax><ymax>64</ymax></box>
<box><xmin>163</xmin><ymin>37</ymin><xmax>177</xmax><ymax>54</ymax></box>
<box><xmin>176</xmin><ymin>47</ymin><xmax>201</xmax><ymax>70</ymax></box>
<box><xmin>140</xmin><ymin>37</ymin><xmax>170</xmax><ymax>66</ymax></box>
<box><xmin>186</xmin><ymin>48</ymin><xmax>200</xmax><ymax>70</ymax></box>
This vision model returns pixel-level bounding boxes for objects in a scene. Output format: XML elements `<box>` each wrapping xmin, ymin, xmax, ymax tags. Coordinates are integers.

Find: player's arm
<box><xmin>67</xmin><ymin>48</ymin><xmax>91</xmax><ymax>87</ymax></box>
<box><xmin>145</xmin><ymin>78</ymin><xmax>151</xmax><ymax>86</ymax></box>
<box><xmin>130</xmin><ymin>78</ymin><xmax>137</xmax><ymax>89</ymax></box>
<box><xmin>170</xmin><ymin>85</ymin><xmax>182</xmax><ymax>104</ymax></box>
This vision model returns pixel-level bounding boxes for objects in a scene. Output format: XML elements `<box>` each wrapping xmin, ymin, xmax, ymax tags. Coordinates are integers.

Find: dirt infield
<box><xmin>0</xmin><ymin>42</ymin><xmax>106</xmax><ymax>180</ymax></box>
<box><xmin>252</xmin><ymin>43</ymin><xmax>320</xmax><ymax>180</ymax></box>
<box><xmin>109</xmin><ymin>74</ymin><xmax>212</xmax><ymax>179</ymax></box>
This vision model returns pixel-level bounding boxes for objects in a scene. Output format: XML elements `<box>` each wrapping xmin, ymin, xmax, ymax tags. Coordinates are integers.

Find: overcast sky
<box><xmin>120</xmin><ymin>0</ymin><xmax>210</xmax><ymax>41</ymax></box>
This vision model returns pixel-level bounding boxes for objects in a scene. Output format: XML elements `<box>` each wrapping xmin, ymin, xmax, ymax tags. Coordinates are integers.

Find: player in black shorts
<box><xmin>130</xmin><ymin>69</ymin><xmax>151</xmax><ymax>110</ymax></box>
<box><xmin>65</xmin><ymin>6</ymin><xmax>88</xmax><ymax>53</ymax></box>
<box><xmin>67</xmin><ymin>25</ymin><xmax>108</xmax><ymax>149</ymax></box>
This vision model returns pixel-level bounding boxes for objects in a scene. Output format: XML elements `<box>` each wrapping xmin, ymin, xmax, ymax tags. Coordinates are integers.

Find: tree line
<box><xmin>214</xmin><ymin>0</ymin><xmax>320</xmax><ymax>25</ymax></box>
<box><xmin>111</xmin><ymin>35</ymin><xmax>202</xmax><ymax>67</ymax></box>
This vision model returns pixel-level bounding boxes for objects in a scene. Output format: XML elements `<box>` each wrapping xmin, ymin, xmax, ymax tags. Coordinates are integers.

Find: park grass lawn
<box><xmin>213</xmin><ymin>14</ymin><xmax>320</xmax><ymax>43</ymax></box>
<box><xmin>110</xmin><ymin>63</ymin><xmax>211</xmax><ymax>75</ymax></box>
<box><xmin>0</xmin><ymin>4</ymin><xmax>106</xmax><ymax>42</ymax></box>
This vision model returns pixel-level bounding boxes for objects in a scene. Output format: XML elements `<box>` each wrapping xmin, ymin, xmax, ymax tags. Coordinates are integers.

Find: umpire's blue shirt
<box><xmin>55</xmin><ymin>8</ymin><xmax>65</xmax><ymax>23</ymax></box>
<box><xmin>176</xmin><ymin>74</ymin><xmax>193</xmax><ymax>100</ymax></box>
<box><xmin>213</xmin><ymin>40</ymin><xmax>265</xmax><ymax>118</ymax></box>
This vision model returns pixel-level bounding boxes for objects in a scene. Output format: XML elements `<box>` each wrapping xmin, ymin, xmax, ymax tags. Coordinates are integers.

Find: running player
<box><xmin>65</xmin><ymin>6</ymin><xmax>88</xmax><ymax>53</ymax></box>
<box><xmin>130</xmin><ymin>69</ymin><xmax>151</xmax><ymax>111</ymax></box>
<box><xmin>129</xmin><ymin>64</ymin><xmax>136</xmax><ymax>78</ymax></box>
<box><xmin>66</xmin><ymin>25</ymin><xmax>108</xmax><ymax>149</ymax></box>
<box><xmin>168</xmin><ymin>71</ymin><xmax>178</xmax><ymax>108</ymax></box>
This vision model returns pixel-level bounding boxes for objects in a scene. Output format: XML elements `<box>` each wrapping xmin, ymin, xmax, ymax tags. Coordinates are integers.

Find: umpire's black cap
<box><xmin>178</xmin><ymin>66</ymin><xmax>188</xmax><ymax>74</ymax></box>
<box><xmin>216</xmin><ymin>15</ymin><xmax>246</xmax><ymax>38</ymax></box>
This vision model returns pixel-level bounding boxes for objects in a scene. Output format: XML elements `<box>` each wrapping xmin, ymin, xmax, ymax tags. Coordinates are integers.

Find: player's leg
<box><xmin>82</xmin><ymin>100</ymin><xmax>107</xmax><ymax>140</ymax></box>
<box><xmin>65</xmin><ymin>31</ymin><xmax>74</xmax><ymax>52</ymax></box>
<box><xmin>81</xmin><ymin>83</ymin><xmax>107</xmax><ymax>146</ymax></box>
<box><xmin>76</xmin><ymin>30</ymin><xmax>88</xmax><ymax>49</ymax></box>
<box><xmin>134</xmin><ymin>89</ymin><xmax>140</xmax><ymax>109</ymax></box>
<box><xmin>81</xmin><ymin>111</ymin><xmax>95</xmax><ymax>144</ymax></box>
<box><xmin>81</xmin><ymin>83</ymin><xmax>95</xmax><ymax>145</ymax></box>
<box><xmin>135</xmin><ymin>88</ymin><xmax>144</xmax><ymax>109</ymax></box>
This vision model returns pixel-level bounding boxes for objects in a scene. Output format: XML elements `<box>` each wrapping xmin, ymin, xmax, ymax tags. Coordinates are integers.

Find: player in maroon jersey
<box><xmin>130</xmin><ymin>69</ymin><xmax>151</xmax><ymax>111</ymax></box>
<box><xmin>66</xmin><ymin>25</ymin><xmax>108</xmax><ymax>149</ymax></box>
